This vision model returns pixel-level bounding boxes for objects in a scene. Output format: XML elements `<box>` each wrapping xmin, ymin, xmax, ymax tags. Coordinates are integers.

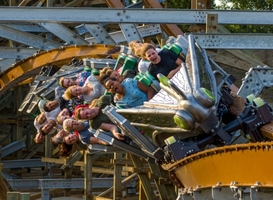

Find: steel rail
<box><xmin>0</xmin><ymin>8</ymin><xmax>272</xmax><ymax>25</ymax></box>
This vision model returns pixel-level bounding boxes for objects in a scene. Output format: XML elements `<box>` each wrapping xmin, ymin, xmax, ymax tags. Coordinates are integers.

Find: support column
<box><xmin>129</xmin><ymin>154</ymin><xmax>154</xmax><ymax>200</ymax></box>
<box><xmin>46</xmin><ymin>0</ymin><xmax>53</xmax><ymax>7</ymax></box>
<box><xmin>16</xmin><ymin>87</ymin><xmax>23</xmax><ymax>159</ymax></box>
<box><xmin>84</xmin><ymin>153</ymin><xmax>92</xmax><ymax>199</ymax></box>
<box><xmin>189</xmin><ymin>0</ymin><xmax>210</xmax><ymax>32</ymax></box>
<box><xmin>206</xmin><ymin>14</ymin><xmax>218</xmax><ymax>33</ymax></box>
<box><xmin>44</xmin><ymin>135</ymin><xmax>52</xmax><ymax>177</ymax></box>
<box><xmin>113</xmin><ymin>152</ymin><xmax>122</xmax><ymax>200</ymax></box>
<box><xmin>64</xmin><ymin>167</ymin><xmax>72</xmax><ymax>197</ymax></box>
<box><xmin>41</xmin><ymin>189</ymin><xmax>50</xmax><ymax>200</ymax></box>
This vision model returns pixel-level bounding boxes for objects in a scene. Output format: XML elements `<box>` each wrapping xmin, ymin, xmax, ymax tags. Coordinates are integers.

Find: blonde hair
<box><xmin>64</xmin><ymin>85</ymin><xmax>77</xmax><ymax>100</ymax></box>
<box><xmin>56</xmin><ymin>115</ymin><xmax>63</xmax><ymax>125</ymax></box>
<box><xmin>59</xmin><ymin>77</ymin><xmax>65</xmax><ymax>88</ymax></box>
<box><xmin>129</xmin><ymin>40</ymin><xmax>142</xmax><ymax>53</ymax></box>
<box><xmin>74</xmin><ymin>107</ymin><xmax>85</xmax><ymax>120</ymax></box>
<box><xmin>138</xmin><ymin>43</ymin><xmax>156</xmax><ymax>59</ymax></box>
<box><xmin>63</xmin><ymin>118</ymin><xmax>74</xmax><ymax>132</ymax></box>
<box><xmin>99</xmin><ymin>66</ymin><xmax>114</xmax><ymax>77</ymax></box>
<box><xmin>59</xmin><ymin>139</ymin><xmax>77</xmax><ymax>158</ymax></box>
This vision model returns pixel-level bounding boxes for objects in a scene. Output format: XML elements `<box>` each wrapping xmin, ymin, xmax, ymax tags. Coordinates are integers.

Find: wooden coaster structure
<box><xmin>1</xmin><ymin>0</ymin><xmax>273</xmax><ymax>200</ymax></box>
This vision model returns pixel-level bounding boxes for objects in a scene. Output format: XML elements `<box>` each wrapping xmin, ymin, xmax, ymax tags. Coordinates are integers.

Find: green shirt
<box><xmin>90</xmin><ymin>95</ymin><xmax>113</xmax><ymax>130</ymax></box>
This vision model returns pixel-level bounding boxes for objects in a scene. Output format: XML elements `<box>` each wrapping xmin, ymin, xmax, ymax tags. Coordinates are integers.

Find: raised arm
<box><xmin>99</xmin><ymin>123</ymin><xmax>125</xmax><ymax>140</ymax></box>
<box><xmin>137</xmin><ymin>81</ymin><xmax>155</xmax><ymax>100</ymax></box>
<box><xmin>175</xmin><ymin>57</ymin><xmax>183</xmax><ymax>66</ymax></box>
<box><xmin>167</xmin><ymin>65</ymin><xmax>182</xmax><ymax>79</ymax></box>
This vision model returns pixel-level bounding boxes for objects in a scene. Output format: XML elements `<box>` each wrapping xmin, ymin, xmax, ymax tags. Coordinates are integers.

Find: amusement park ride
<box><xmin>2</xmin><ymin>0</ymin><xmax>273</xmax><ymax>199</ymax></box>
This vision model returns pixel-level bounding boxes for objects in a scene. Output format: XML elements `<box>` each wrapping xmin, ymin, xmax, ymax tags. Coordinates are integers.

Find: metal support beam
<box><xmin>0</xmin><ymin>24</ymin><xmax>62</xmax><ymax>50</ymax></box>
<box><xmin>0</xmin><ymin>8</ymin><xmax>273</xmax><ymax>25</ymax></box>
<box><xmin>88</xmin><ymin>144</ymin><xmax>124</xmax><ymax>153</ymax></box>
<box><xmin>0</xmin><ymin>47</ymin><xmax>38</xmax><ymax>59</ymax></box>
<box><xmin>193</xmin><ymin>34</ymin><xmax>273</xmax><ymax>49</ymax></box>
<box><xmin>8</xmin><ymin>179</ymin><xmax>40</xmax><ymax>190</ymax></box>
<box><xmin>8</xmin><ymin>178</ymin><xmax>116</xmax><ymax>189</ymax></box>
<box><xmin>1</xmin><ymin>140</ymin><xmax>25</xmax><ymax>158</ymax></box>
<box><xmin>0</xmin><ymin>91</ymin><xmax>13</xmax><ymax>111</ymax></box>
<box><xmin>93</xmin><ymin>130</ymin><xmax>154</xmax><ymax>163</ymax></box>
<box><xmin>84</xmin><ymin>24</ymin><xmax>161</xmax><ymax>44</ymax></box>
<box><xmin>237</xmin><ymin>66</ymin><xmax>273</xmax><ymax>98</ymax></box>
<box><xmin>38</xmin><ymin>22</ymin><xmax>88</xmax><ymax>45</ymax></box>
<box><xmin>0</xmin><ymin>58</ymin><xmax>17</xmax><ymax>72</ymax></box>
<box><xmin>60</xmin><ymin>151</ymin><xmax>83</xmax><ymax>170</ymax></box>
<box><xmin>84</xmin><ymin>24</ymin><xmax>116</xmax><ymax>45</ymax></box>
<box><xmin>1</xmin><ymin>158</ymin><xmax>45</xmax><ymax>169</ymax></box>
<box><xmin>83</xmin><ymin>58</ymin><xmax>116</xmax><ymax>69</ymax></box>
<box><xmin>102</xmin><ymin>106</ymin><xmax>163</xmax><ymax>161</ymax></box>
<box><xmin>119</xmin><ymin>23</ymin><xmax>142</xmax><ymax>43</ymax></box>
<box><xmin>2</xmin><ymin>24</ymin><xmax>47</xmax><ymax>32</ymax></box>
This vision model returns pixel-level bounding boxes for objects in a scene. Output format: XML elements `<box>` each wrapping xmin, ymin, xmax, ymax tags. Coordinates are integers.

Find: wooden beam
<box><xmin>97</xmin><ymin>173</ymin><xmax>138</xmax><ymax>198</ymax></box>
<box><xmin>0</xmin><ymin>171</ymin><xmax>13</xmax><ymax>200</ymax></box>
<box><xmin>225</xmin><ymin>49</ymin><xmax>266</xmax><ymax>67</ymax></box>
<box><xmin>64</xmin><ymin>0</ymin><xmax>85</xmax><ymax>7</ymax></box>
<box><xmin>122</xmin><ymin>166</ymin><xmax>150</xmax><ymax>174</ymax></box>
<box><xmin>129</xmin><ymin>154</ymin><xmax>154</xmax><ymax>200</ymax></box>
<box><xmin>113</xmin><ymin>152</ymin><xmax>122</xmax><ymax>199</ymax></box>
<box><xmin>24</xmin><ymin>144</ymin><xmax>44</xmax><ymax>159</ymax></box>
<box><xmin>206</xmin><ymin>14</ymin><xmax>218</xmax><ymax>33</ymax></box>
<box><xmin>18</xmin><ymin>0</ymin><xmax>31</xmax><ymax>6</ymax></box>
<box><xmin>207</xmin><ymin>50</ymin><xmax>252</xmax><ymax>71</ymax></box>
<box><xmin>84</xmin><ymin>153</ymin><xmax>92</xmax><ymax>199</ymax></box>
<box><xmin>110</xmin><ymin>159</ymin><xmax>133</xmax><ymax>165</ymax></box>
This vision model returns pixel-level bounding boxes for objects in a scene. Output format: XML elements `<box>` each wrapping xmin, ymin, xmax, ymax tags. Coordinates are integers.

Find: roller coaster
<box><xmin>2</xmin><ymin>1</ymin><xmax>273</xmax><ymax>200</ymax></box>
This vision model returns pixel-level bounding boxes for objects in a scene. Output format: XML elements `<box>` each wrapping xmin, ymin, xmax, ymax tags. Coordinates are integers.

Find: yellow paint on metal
<box><xmin>162</xmin><ymin>141</ymin><xmax>273</xmax><ymax>189</ymax></box>
<box><xmin>0</xmin><ymin>44</ymin><xmax>119</xmax><ymax>96</ymax></box>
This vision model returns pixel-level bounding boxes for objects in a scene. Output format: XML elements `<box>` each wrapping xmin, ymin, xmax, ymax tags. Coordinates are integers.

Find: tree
<box><xmin>215</xmin><ymin>0</ymin><xmax>273</xmax><ymax>33</ymax></box>
<box><xmin>166</xmin><ymin>0</ymin><xmax>191</xmax><ymax>8</ymax></box>
<box><xmin>0</xmin><ymin>0</ymin><xmax>8</xmax><ymax>6</ymax></box>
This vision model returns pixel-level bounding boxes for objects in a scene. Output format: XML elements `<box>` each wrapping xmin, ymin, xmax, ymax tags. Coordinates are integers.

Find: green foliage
<box><xmin>0</xmin><ymin>0</ymin><xmax>8</xmax><ymax>6</ymax></box>
<box><xmin>223</xmin><ymin>24</ymin><xmax>273</xmax><ymax>33</ymax></box>
<box><xmin>165</xmin><ymin>0</ymin><xmax>192</xmax><ymax>32</ymax></box>
<box><xmin>166</xmin><ymin>0</ymin><xmax>191</xmax><ymax>9</ymax></box>
<box><xmin>216</xmin><ymin>0</ymin><xmax>273</xmax><ymax>10</ymax></box>
<box><xmin>216</xmin><ymin>0</ymin><xmax>273</xmax><ymax>33</ymax></box>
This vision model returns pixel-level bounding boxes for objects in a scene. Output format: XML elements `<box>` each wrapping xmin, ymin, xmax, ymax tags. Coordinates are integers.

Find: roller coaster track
<box><xmin>162</xmin><ymin>141</ymin><xmax>273</xmax><ymax>190</ymax></box>
<box><xmin>0</xmin><ymin>44</ymin><xmax>119</xmax><ymax>96</ymax></box>
<box><xmin>0</xmin><ymin>6</ymin><xmax>273</xmax><ymax>200</ymax></box>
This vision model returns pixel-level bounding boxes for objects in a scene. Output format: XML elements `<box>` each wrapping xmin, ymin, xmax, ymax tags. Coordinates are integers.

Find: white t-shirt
<box><xmin>45</xmin><ymin>107</ymin><xmax>61</xmax><ymax>120</ymax></box>
<box><xmin>83</xmin><ymin>75</ymin><xmax>105</xmax><ymax>104</ymax></box>
<box><xmin>34</xmin><ymin>119</ymin><xmax>46</xmax><ymax>131</ymax></box>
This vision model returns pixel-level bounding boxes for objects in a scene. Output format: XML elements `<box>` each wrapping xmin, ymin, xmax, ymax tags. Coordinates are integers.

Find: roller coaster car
<box><xmin>103</xmin><ymin>34</ymin><xmax>273</xmax><ymax>165</ymax></box>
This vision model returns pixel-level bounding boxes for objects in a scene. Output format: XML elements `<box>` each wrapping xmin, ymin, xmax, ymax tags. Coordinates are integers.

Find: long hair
<box><xmin>99</xmin><ymin>66</ymin><xmax>114</xmax><ymax>77</ymax></box>
<box><xmin>64</xmin><ymin>85</ymin><xmax>77</xmax><ymax>100</ymax></box>
<box><xmin>138</xmin><ymin>43</ymin><xmax>156</xmax><ymax>59</ymax></box>
<box><xmin>99</xmin><ymin>75</ymin><xmax>117</xmax><ymax>90</ymax></box>
<box><xmin>59</xmin><ymin>139</ymin><xmax>77</xmax><ymax>158</ymax></box>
